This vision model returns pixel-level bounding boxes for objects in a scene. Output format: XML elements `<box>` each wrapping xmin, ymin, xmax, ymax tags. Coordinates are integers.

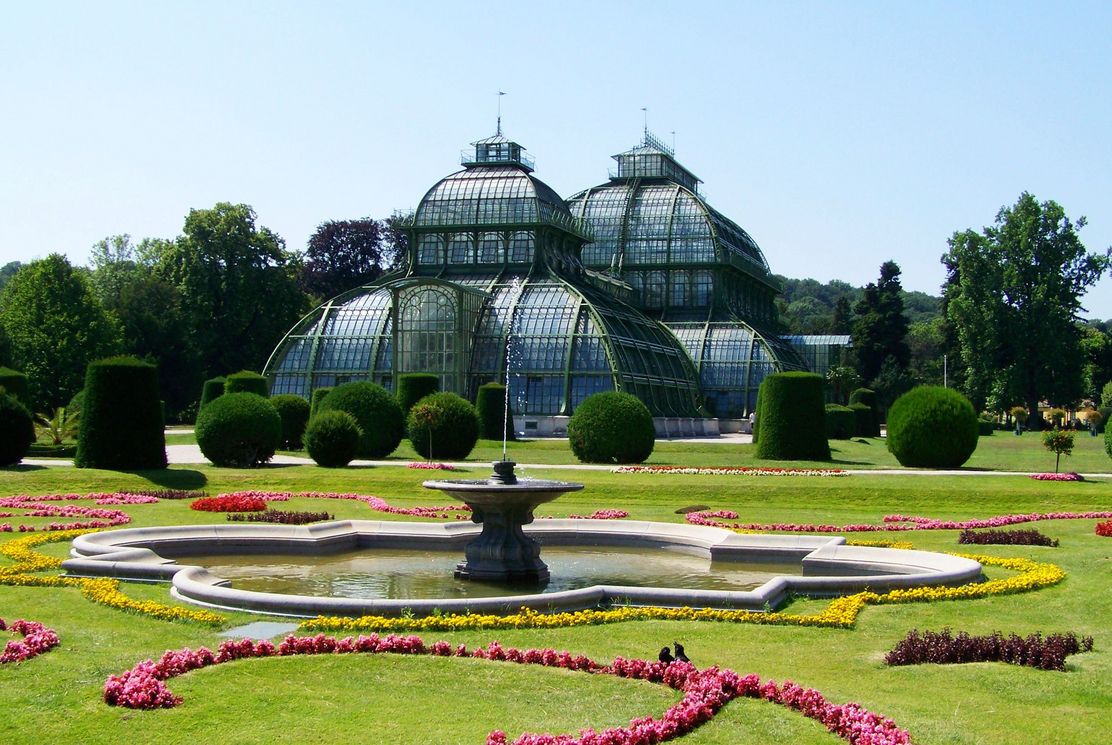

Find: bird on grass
<box><xmin>658</xmin><ymin>646</ymin><xmax>674</xmax><ymax>664</ymax></box>
<box><xmin>673</xmin><ymin>642</ymin><xmax>690</xmax><ymax>664</ymax></box>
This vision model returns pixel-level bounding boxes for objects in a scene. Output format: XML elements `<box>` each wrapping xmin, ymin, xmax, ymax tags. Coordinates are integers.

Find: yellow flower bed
<box><xmin>300</xmin><ymin>553</ymin><xmax>1063</xmax><ymax>634</ymax></box>
<box><xmin>846</xmin><ymin>539</ymin><xmax>915</xmax><ymax>550</ymax></box>
<box><xmin>0</xmin><ymin>531</ymin><xmax>225</xmax><ymax>626</ymax></box>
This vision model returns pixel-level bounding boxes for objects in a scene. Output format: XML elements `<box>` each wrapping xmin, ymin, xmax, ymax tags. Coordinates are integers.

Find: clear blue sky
<box><xmin>2</xmin><ymin>1</ymin><xmax>1110</xmax><ymax>318</ymax></box>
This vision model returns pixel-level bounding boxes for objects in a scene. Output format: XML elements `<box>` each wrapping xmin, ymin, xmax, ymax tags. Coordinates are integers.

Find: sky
<box><xmin>2</xmin><ymin>1</ymin><xmax>1110</xmax><ymax>318</ymax></box>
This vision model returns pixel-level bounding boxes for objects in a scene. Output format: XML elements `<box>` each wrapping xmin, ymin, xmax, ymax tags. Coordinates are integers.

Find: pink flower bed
<box><xmin>615</xmin><ymin>465</ymin><xmax>848</xmax><ymax>477</ymax></box>
<box><xmin>0</xmin><ymin>618</ymin><xmax>60</xmax><ymax>664</ymax></box>
<box><xmin>688</xmin><ymin>509</ymin><xmax>1112</xmax><ymax>534</ymax></box>
<box><xmin>566</xmin><ymin>510</ymin><xmax>629</xmax><ymax>520</ymax></box>
<box><xmin>1029</xmin><ymin>472</ymin><xmax>1084</xmax><ymax>482</ymax></box>
<box><xmin>104</xmin><ymin>634</ymin><xmax>910</xmax><ymax>744</ymax></box>
<box><xmin>215</xmin><ymin>491</ymin><xmax>470</xmax><ymax>520</ymax></box>
<box><xmin>0</xmin><ymin>494</ymin><xmax>134</xmax><ymax>532</ymax></box>
<box><xmin>407</xmin><ymin>462</ymin><xmax>460</xmax><ymax>471</ymax></box>
<box><xmin>190</xmin><ymin>495</ymin><xmax>268</xmax><ymax>513</ymax></box>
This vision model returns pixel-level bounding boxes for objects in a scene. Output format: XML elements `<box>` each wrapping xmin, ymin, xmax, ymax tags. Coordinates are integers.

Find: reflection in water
<box><xmin>184</xmin><ymin>547</ymin><xmax>800</xmax><ymax>600</ymax></box>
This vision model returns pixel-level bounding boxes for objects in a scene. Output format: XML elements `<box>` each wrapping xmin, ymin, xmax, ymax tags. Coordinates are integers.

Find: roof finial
<box><xmin>497</xmin><ymin>91</ymin><xmax>506</xmax><ymax>136</ymax></box>
<box><xmin>641</xmin><ymin>107</ymin><xmax>648</xmax><ymax>141</ymax></box>
<box><xmin>671</xmin><ymin>130</ymin><xmax>676</xmax><ymax>153</ymax></box>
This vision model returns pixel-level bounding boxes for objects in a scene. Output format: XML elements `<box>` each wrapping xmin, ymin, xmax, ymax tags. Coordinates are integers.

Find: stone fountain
<box><xmin>423</xmin><ymin>460</ymin><xmax>583</xmax><ymax>583</ymax></box>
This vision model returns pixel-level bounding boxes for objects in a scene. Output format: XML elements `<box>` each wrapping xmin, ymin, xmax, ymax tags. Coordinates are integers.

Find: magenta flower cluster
<box><xmin>885</xmin><ymin>628</ymin><xmax>1093</xmax><ymax>671</ymax></box>
<box><xmin>1029</xmin><ymin>472</ymin><xmax>1084</xmax><ymax>481</ymax></box>
<box><xmin>215</xmin><ymin>490</ymin><xmax>471</xmax><ymax>520</ymax></box>
<box><xmin>0</xmin><ymin>618</ymin><xmax>60</xmax><ymax>664</ymax></box>
<box><xmin>688</xmin><ymin>509</ymin><xmax>1112</xmax><ymax>534</ymax></box>
<box><xmin>104</xmin><ymin>634</ymin><xmax>910</xmax><ymax>745</ymax></box>
<box><xmin>565</xmin><ymin>510</ymin><xmax>630</xmax><ymax>520</ymax></box>
<box><xmin>0</xmin><ymin>493</ymin><xmax>134</xmax><ymax>532</ymax></box>
<box><xmin>407</xmin><ymin>462</ymin><xmax>460</xmax><ymax>471</ymax></box>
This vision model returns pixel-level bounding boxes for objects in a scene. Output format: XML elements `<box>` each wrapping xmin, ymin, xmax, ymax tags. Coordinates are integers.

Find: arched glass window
<box><xmin>398</xmin><ymin>285</ymin><xmax>458</xmax><ymax>390</ymax></box>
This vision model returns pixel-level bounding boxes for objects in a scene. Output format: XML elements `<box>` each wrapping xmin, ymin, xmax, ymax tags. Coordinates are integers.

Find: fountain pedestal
<box><xmin>423</xmin><ymin>461</ymin><xmax>583</xmax><ymax>584</ymax></box>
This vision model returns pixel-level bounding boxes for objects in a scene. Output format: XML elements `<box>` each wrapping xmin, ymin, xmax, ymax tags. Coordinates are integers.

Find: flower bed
<box><xmin>1029</xmin><ymin>472</ymin><xmax>1084</xmax><ymax>481</ymax></box>
<box><xmin>0</xmin><ymin>494</ymin><xmax>134</xmax><ymax>532</ymax></box>
<box><xmin>614</xmin><ymin>465</ymin><xmax>848</xmax><ymax>477</ymax></box>
<box><xmin>566</xmin><ymin>509</ymin><xmax>629</xmax><ymax>520</ymax></box>
<box><xmin>215</xmin><ymin>491</ymin><xmax>470</xmax><ymax>520</ymax></box>
<box><xmin>226</xmin><ymin>510</ymin><xmax>335</xmax><ymax>525</ymax></box>
<box><xmin>1097</xmin><ymin>520</ymin><xmax>1112</xmax><ymax>538</ymax></box>
<box><xmin>103</xmin><ymin>635</ymin><xmax>910</xmax><ymax>745</ymax></box>
<box><xmin>301</xmin><ymin>553</ymin><xmax>1063</xmax><ymax>634</ymax></box>
<box><xmin>958</xmin><ymin>529</ymin><xmax>1058</xmax><ymax>547</ymax></box>
<box><xmin>0</xmin><ymin>618</ymin><xmax>60</xmax><ymax>664</ymax></box>
<box><xmin>407</xmin><ymin>462</ymin><xmax>459</xmax><ymax>471</ymax></box>
<box><xmin>688</xmin><ymin>509</ymin><xmax>1112</xmax><ymax>534</ymax></box>
<box><xmin>885</xmin><ymin>628</ymin><xmax>1093</xmax><ymax>671</ymax></box>
<box><xmin>190</xmin><ymin>494</ymin><xmax>268</xmax><ymax>512</ymax></box>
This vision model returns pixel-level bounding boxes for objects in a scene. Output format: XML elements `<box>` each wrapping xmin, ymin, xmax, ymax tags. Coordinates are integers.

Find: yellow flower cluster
<box><xmin>300</xmin><ymin>553</ymin><xmax>1064</xmax><ymax>634</ymax></box>
<box><xmin>846</xmin><ymin>539</ymin><xmax>915</xmax><ymax>550</ymax></box>
<box><xmin>0</xmin><ymin>532</ymin><xmax>225</xmax><ymax>626</ymax></box>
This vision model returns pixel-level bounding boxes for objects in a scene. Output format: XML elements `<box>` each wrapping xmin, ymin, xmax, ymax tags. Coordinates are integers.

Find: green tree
<box><xmin>0</xmin><ymin>254</ymin><xmax>121</xmax><ymax>409</ymax></box>
<box><xmin>0</xmin><ymin>261</ymin><xmax>23</xmax><ymax>293</ymax></box>
<box><xmin>1078</xmin><ymin>322</ymin><xmax>1112</xmax><ymax>401</ymax></box>
<box><xmin>298</xmin><ymin>217</ymin><xmax>402</xmax><ymax>301</ymax></box>
<box><xmin>830</xmin><ymin>296</ymin><xmax>853</xmax><ymax>334</ymax></box>
<box><xmin>1042</xmin><ymin>428</ymin><xmax>1075</xmax><ymax>473</ymax></box>
<box><xmin>942</xmin><ymin>193</ymin><xmax>1110</xmax><ymax>423</ymax></box>
<box><xmin>906</xmin><ymin>317</ymin><xmax>945</xmax><ymax>386</ymax></box>
<box><xmin>852</xmin><ymin>261</ymin><xmax>910</xmax><ymax>383</ymax></box>
<box><xmin>150</xmin><ymin>203</ymin><xmax>309</xmax><ymax>382</ymax></box>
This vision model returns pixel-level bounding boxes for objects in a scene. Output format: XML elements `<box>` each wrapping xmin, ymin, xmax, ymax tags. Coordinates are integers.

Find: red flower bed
<box><xmin>1096</xmin><ymin>520</ymin><xmax>1112</xmax><ymax>538</ymax></box>
<box><xmin>885</xmin><ymin>628</ymin><xmax>1093</xmax><ymax>671</ymax></box>
<box><xmin>0</xmin><ymin>618</ymin><xmax>60</xmax><ymax>664</ymax></box>
<box><xmin>190</xmin><ymin>495</ymin><xmax>268</xmax><ymax>513</ymax></box>
<box><xmin>104</xmin><ymin>635</ymin><xmax>911</xmax><ymax>744</ymax></box>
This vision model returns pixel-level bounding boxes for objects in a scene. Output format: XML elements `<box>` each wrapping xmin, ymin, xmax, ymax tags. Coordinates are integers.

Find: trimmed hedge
<box><xmin>476</xmin><ymin>382</ymin><xmax>515</xmax><ymax>441</ymax></box>
<box><xmin>755</xmin><ymin>372</ymin><xmax>830</xmax><ymax>461</ymax></box>
<box><xmin>977</xmin><ymin>419</ymin><xmax>995</xmax><ymax>436</ymax></box>
<box><xmin>397</xmin><ymin>373</ymin><xmax>440</xmax><ymax>416</ymax></box>
<box><xmin>824</xmin><ymin>404</ymin><xmax>855</xmax><ymax>440</ymax></box>
<box><xmin>316</xmin><ymin>381</ymin><xmax>403</xmax><ymax>458</ymax></box>
<box><xmin>270</xmin><ymin>394</ymin><xmax>311</xmax><ymax>450</ymax></box>
<box><xmin>224</xmin><ymin>370</ymin><xmax>269</xmax><ymax>397</ymax></box>
<box><xmin>0</xmin><ymin>393</ymin><xmax>35</xmax><ymax>466</ymax></box>
<box><xmin>886</xmin><ymin>386</ymin><xmax>979</xmax><ymax>468</ymax></box>
<box><xmin>310</xmin><ymin>386</ymin><xmax>333</xmax><ymax>418</ymax></box>
<box><xmin>848</xmin><ymin>387</ymin><xmax>880</xmax><ymax>435</ymax></box>
<box><xmin>407</xmin><ymin>392</ymin><xmax>480</xmax><ymax>460</ymax></box>
<box><xmin>0</xmin><ymin>367</ymin><xmax>29</xmax><ymax>407</ymax></box>
<box><xmin>848</xmin><ymin>403</ymin><xmax>872</xmax><ymax>438</ymax></box>
<box><xmin>195</xmin><ymin>392</ymin><xmax>281</xmax><ymax>467</ymax></box>
<box><xmin>304</xmin><ymin>410</ymin><xmax>362</xmax><ymax>467</ymax></box>
<box><xmin>567</xmin><ymin>391</ymin><xmax>655</xmax><ymax>464</ymax></box>
<box><xmin>75</xmin><ymin>356</ymin><xmax>166</xmax><ymax>470</ymax></box>
<box><xmin>200</xmin><ymin>377</ymin><xmax>226</xmax><ymax>409</ymax></box>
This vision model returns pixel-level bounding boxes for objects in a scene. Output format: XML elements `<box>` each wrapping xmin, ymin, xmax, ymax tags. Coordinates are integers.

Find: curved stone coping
<box><xmin>63</xmin><ymin>520</ymin><xmax>983</xmax><ymax>619</ymax></box>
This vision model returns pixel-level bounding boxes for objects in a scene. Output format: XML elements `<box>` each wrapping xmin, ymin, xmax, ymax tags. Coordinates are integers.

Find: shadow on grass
<box><xmin>3</xmin><ymin>464</ymin><xmax>49</xmax><ymax>472</ymax></box>
<box><xmin>133</xmin><ymin>468</ymin><xmax>208</xmax><ymax>490</ymax></box>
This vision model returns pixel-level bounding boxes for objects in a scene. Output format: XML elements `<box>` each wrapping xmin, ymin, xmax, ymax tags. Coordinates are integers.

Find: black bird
<box><xmin>658</xmin><ymin>646</ymin><xmax>674</xmax><ymax>664</ymax></box>
<box><xmin>673</xmin><ymin>642</ymin><xmax>690</xmax><ymax>664</ymax></box>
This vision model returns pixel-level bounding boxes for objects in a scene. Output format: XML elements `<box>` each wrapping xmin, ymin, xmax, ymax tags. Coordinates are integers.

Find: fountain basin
<box><xmin>62</xmin><ymin>520</ymin><xmax>984</xmax><ymax>619</ymax></box>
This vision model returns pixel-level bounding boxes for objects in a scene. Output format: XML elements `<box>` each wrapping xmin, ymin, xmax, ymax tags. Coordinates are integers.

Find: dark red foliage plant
<box><xmin>885</xmin><ymin>628</ymin><xmax>1092</xmax><ymax>671</ymax></box>
<box><xmin>958</xmin><ymin>528</ymin><xmax>1058</xmax><ymax>547</ymax></box>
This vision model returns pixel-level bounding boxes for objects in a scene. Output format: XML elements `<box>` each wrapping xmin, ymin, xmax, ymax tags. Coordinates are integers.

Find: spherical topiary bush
<box><xmin>848</xmin><ymin>387</ymin><xmax>880</xmax><ymax>436</ymax></box>
<box><xmin>407</xmin><ymin>392</ymin><xmax>480</xmax><ymax>460</ymax></box>
<box><xmin>303</xmin><ymin>410</ymin><xmax>362</xmax><ymax>467</ymax></box>
<box><xmin>396</xmin><ymin>373</ymin><xmax>440</xmax><ymax>416</ymax></box>
<box><xmin>310</xmin><ymin>386</ymin><xmax>333</xmax><ymax>418</ymax></box>
<box><xmin>0</xmin><ymin>393</ymin><xmax>35</xmax><ymax>466</ymax></box>
<box><xmin>200</xmin><ymin>376</ymin><xmax>226</xmax><ymax>409</ymax></box>
<box><xmin>824</xmin><ymin>404</ymin><xmax>855</xmax><ymax>440</ymax></box>
<box><xmin>567</xmin><ymin>391</ymin><xmax>655</xmax><ymax>464</ymax></box>
<box><xmin>75</xmin><ymin>356</ymin><xmax>167</xmax><ymax>470</ymax></box>
<box><xmin>224</xmin><ymin>370</ymin><xmax>269</xmax><ymax>397</ymax></box>
<box><xmin>315</xmin><ymin>381</ymin><xmax>403</xmax><ymax>458</ymax></box>
<box><xmin>270</xmin><ymin>394</ymin><xmax>311</xmax><ymax>450</ymax></box>
<box><xmin>195</xmin><ymin>392</ymin><xmax>281</xmax><ymax>467</ymax></box>
<box><xmin>475</xmin><ymin>382</ymin><xmax>515</xmax><ymax>441</ymax></box>
<box><xmin>886</xmin><ymin>386</ymin><xmax>979</xmax><ymax>468</ymax></box>
<box><xmin>755</xmin><ymin>372</ymin><xmax>830</xmax><ymax>461</ymax></box>
<box><xmin>0</xmin><ymin>367</ymin><xmax>30</xmax><ymax>408</ymax></box>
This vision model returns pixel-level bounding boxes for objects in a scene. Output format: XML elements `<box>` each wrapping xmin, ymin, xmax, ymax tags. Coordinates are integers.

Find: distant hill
<box><xmin>774</xmin><ymin>274</ymin><xmax>941</xmax><ymax>335</ymax></box>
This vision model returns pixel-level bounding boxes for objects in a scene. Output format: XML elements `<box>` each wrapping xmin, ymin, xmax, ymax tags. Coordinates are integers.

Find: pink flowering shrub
<box><xmin>0</xmin><ymin>618</ymin><xmax>61</xmax><ymax>664</ymax></box>
<box><xmin>689</xmin><ymin>509</ymin><xmax>1112</xmax><ymax>534</ymax></box>
<box><xmin>1029</xmin><ymin>472</ymin><xmax>1084</xmax><ymax>482</ymax></box>
<box><xmin>104</xmin><ymin>635</ymin><xmax>911</xmax><ymax>744</ymax></box>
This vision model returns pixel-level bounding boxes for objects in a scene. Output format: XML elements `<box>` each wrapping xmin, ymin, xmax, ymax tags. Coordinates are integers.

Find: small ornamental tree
<box><xmin>755</xmin><ymin>372</ymin><xmax>830</xmax><ymax>461</ymax></box>
<box><xmin>567</xmin><ymin>391</ymin><xmax>655</xmax><ymax>464</ymax></box>
<box><xmin>315</xmin><ymin>381</ymin><xmax>404</xmax><ymax>458</ymax></box>
<box><xmin>1042</xmin><ymin>427</ymin><xmax>1075</xmax><ymax>473</ymax></box>
<box><xmin>1086</xmin><ymin>408</ymin><xmax>1103</xmax><ymax>435</ymax></box>
<box><xmin>1048</xmin><ymin>408</ymin><xmax>1067</xmax><ymax>429</ymax></box>
<box><xmin>886</xmin><ymin>386</ymin><xmax>979</xmax><ymax>468</ymax></box>
<box><xmin>224</xmin><ymin>370</ymin><xmax>269</xmax><ymax>397</ymax></box>
<box><xmin>406</xmin><ymin>392</ymin><xmax>480</xmax><ymax>461</ymax></box>
<box><xmin>0</xmin><ymin>393</ymin><xmax>35</xmax><ymax>466</ymax></box>
<box><xmin>1009</xmin><ymin>406</ymin><xmax>1028</xmax><ymax>431</ymax></box>
<box><xmin>396</xmin><ymin>373</ymin><xmax>440</xmax><ymax>416</ymax></box>
<box><xmin>75</xmin><ymin>356</ymin><xmax>167</xmax><ymax>470</ymax></box>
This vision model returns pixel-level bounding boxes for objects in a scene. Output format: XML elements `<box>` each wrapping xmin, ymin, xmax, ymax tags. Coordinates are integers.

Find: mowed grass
<box><xmin>2</xmin><ymin>442</ymin><xmax>1111</xmax><ymax>744</ymax></box>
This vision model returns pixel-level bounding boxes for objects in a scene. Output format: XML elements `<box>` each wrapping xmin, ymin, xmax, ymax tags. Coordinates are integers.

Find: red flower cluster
<box><xmin>214</xmin><ymin>491</ymin><xmax>470</xmax><ymax>520</ymax></box>
<box><xmin>885</xmin><ymin>628</ymin><xmax>1093</xmax><ymax>671</ymax></box>
<box><xmin>0</xmin><ymin>494</ymin><xmax>133</xmax><ymax>532</ymax></box>
<box><xmin>0</xmin><ymin>618</ymin><xmax>60</xmax><ymax>664</ymax></box>
<box><xmin>189</xmin><ymin>495</ymin><xmax>268</xmax><ymax>513</ymax></box>
<box><xmin>104</xmin><ymin>635</ymin><xmax>910</xmax><ymax>744</ymax></box>
<box><xmin>1096</xmin><ymin>520</ymin><xmax>1112</xmax><ymax>538</ymax></box>
<box><xmin>688</xmin><ymin>509</ymin><xmax>1112</xmax><ymax>534</ymax></box>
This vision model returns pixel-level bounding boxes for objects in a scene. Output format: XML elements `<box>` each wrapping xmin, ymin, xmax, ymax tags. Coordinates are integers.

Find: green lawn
<box><xmin>2</xmin><ymin>441</ymin><xmax>1111</xmax><ymax>744</ymax></box>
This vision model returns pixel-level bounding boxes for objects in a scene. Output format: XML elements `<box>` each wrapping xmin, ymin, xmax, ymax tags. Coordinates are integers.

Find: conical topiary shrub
<box><xmin>75</xmin><ymin>356</ymin><xmax>167</xmax><ymax>470</ymax></box>
<box><xmin>755</xmin><ymin>372</ymin><xmax>830</xmax><ymax>461</ymax></box>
